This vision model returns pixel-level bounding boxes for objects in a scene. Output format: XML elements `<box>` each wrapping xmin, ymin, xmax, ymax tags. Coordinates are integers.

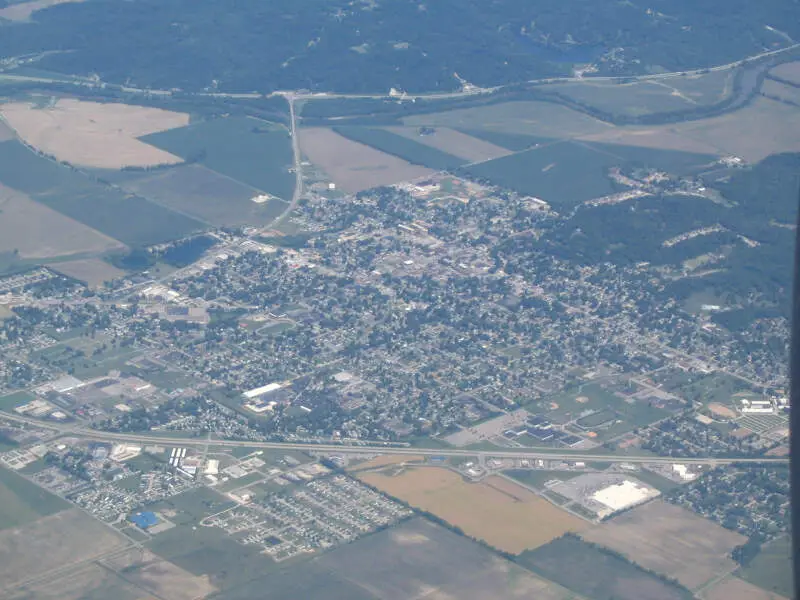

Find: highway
<box><xmin>1</xmin><ymin>410</ymin><xmax>786</xmax><ymax>465</ymax></box>
<box><xmin>1</xmin><ymin>42</ymin><xmax>798</xmax><ymax>106</ymax></box>
<box><xmin>269</xmin><ymin>92</ymin><xmax>304</xmax><ymax>229</ymax></box>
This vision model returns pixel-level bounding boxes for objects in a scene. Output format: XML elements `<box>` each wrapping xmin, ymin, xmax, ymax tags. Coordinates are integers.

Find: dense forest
<box><xmin>543</xmin><ymin>153</ymin><xmax>800</xmax><ymax>318</ymax></box>
<box><xmin>1</xmin><ymin>0</ymin><xmax>799</xmax><ymax>93</ymax></box>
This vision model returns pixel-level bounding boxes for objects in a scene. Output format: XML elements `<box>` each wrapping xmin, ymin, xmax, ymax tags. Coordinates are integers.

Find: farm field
<box><xmin>0</xmin><ymin>99</ymin><xmax>187</xmax><ymax>168</ymax></box>
<box><xmin>738</xmin><ymin>536</ymin><xmax>793</xmax><ymax>598</ymax></box>
<box><xmin>581</xmin><ymin>500</ymin><xmax>745</xmax><ymax>590</ymax></box>
<box><xmin>358</xmin><ymin>467</ymin><xmax>587</xmax><ymax>553</ymax></box>
<box><xmin>347</xmin><ymin>454</ymin><xmax>426</xmax><ymax>472</ymax></box>
<box><xmin>6</xmin><ymin>563</ymin><xmax>158</xmax><ymax>600</ymax></box>
<box><xmin>50</xmin><ymin>258</ymin><xmax>125</xmax><ymax>287</ymax></box>
<box><xmin>0</xmin><ymin>140</ymin><xmax>204</xmax><ymax>246</ymax></box>
<box><xmin>457</xmin><ymin>128</ymin><xmax>553</xmax><ymax>151</ymax></box>
<box><xmin>115</xmin><ymin>163</ymin><xmax>287</xmax><ymax>227</ymax></box>
<box><xmin>333</xmin><ymin>126</ymin><xmax>467</xmax><ymax>171</ymax></box>
<box><xmin>0</xmin><ymin>507</ymin><xmax>126</xmax><ymax>591</ymax></box>
<box><xmin>384</xmin><ymin>126</ymin><xmax>512</xmax><ymax>163</ymax></box>
<box><xmin>0</xmin><ymin>120</ymin><xmax>14</xmax><ymax>141</ymax></box>
<box><xmin>518</xmin><ymin>534</ymin><xmax>695</xmax><ymax>600</ymax></box>
<box><xmin>298</xmin><ymin>127</ymin><xmax>434</xmax><ymax>193</ymax></box>
<box><xmin>0</xmin><ymin>0</ymin><xmax>84</xmax><ymax>22</ymax></box>
<box><xmin>313</xmin><ymin>517</ymin><xmax>579</xmax><ymax>600</ymax></box>
<box><xmin>770</xmin><ymin>61</ymin><xmax>800</xmax><ymax>85</ymax></box>
<box><xmin>762</xmin><ymin>78</ymin><xmax>800</xmax><ymax>106</ymax></box>
<box><xmin>140</xmin><ymin>116</ymin><xmax>295</xmax><ymax>200</ymax></box>
<box><xmin>403</xmin><ymin>100</ymin><xmax>614</xmax><ymax>139</ymax></box>
<box><xmin>0</xmin><ymin>183</ymin><xmax>124</xmax><ymax>259</ymax></box>
<box><xmin>463</xmin><ymin>141</ymin><xmax>621</xmax><ymax>208</ymax></box>
<box><xmin>0</xmin><ymin>465</ymin><xmax>69</xmax><ymax>530</ymax></box>
<box><xmin>704</xmin><ymin>576</ymin><xmax>788</xmax><ymax>600</ymax></box>
<box><xmin>547</xmin><ymin>70</ymin><xmax>734</xmax><ymax>118</ymax></box>
<box><xmin>663</xmin><ymin>96</ymin><xmax>800</xmax><ymax>162</ymax></box>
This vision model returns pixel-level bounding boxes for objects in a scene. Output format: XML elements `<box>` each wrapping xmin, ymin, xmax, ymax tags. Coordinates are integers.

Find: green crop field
<box><xmin>0</xmin><ymin>390</ymin><xmax>35</xmax><ymax>412</ymax></box>
<box><xmin>116</xmin><ymin>164</ymin><xmax>288</xmax><ymax>228</ymax></box>
<box><xmin>457</xmin><ymin>129</ymin><xmax>553</xmax><ymax>151</ymax></box>
<box><xmin>518</xmin><ymin>534</ymin><xmax>695</xmax><ymax>600</ymax></box>
<box><xmin>0</xmin><ymin>140</ymin><xmax>204</xmax><ymax>246</ymax></box>
<box><xmin>463</xmin><ymin>141</ymin><xmax>620</xmax><ymax>208</ymax></box>
<box><xmin>504</xmin><ymin>469</ymin><xmax>580</xmax><ymax>489</ymax></box>
<box><xmin>141</xmin><ymin>116</ymin><xmax>295</xmax><ymax>200</ymax></box>
<box><xmin>738</xmin><ymin>536</ymin><xmax>792</xmax><ymax>598</ymax></box>
<box><xmin>0</xmin><ymin>466</ymin><xmax>69</xmax><ymax>530</ymax></box>
<box><xmin>332</xmin><ymin>126</ymin><xmax>467</xmax><ymax>170</ymax></box>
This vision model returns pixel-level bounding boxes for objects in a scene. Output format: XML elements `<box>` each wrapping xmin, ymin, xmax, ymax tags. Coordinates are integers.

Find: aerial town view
<box><xmin>0</xmin><ymin>1</ymin><xmax>798</xmax><ymax>599</ymax></box>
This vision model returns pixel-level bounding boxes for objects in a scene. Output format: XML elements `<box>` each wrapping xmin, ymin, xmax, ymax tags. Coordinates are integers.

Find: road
<box><xmin>268</xmin><ymin>92</ymin><xmax>304</xmax><ymax>229</ymax></box>
<box><xmin>1</xmin><ymin>411</ymin><xmax>785</xmax><ymax>465</ymax></box>
<box><xmin>2</xmin><ymin>42</ymin><xmax>798</xmax><ymax>105</ymax></box>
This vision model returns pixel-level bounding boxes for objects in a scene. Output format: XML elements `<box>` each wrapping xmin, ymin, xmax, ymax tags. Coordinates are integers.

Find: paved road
<box><xmin>2</xmin><ymin>42</ymin><xmax>798</xmax><ymax>104</ymax></box>
<box><xmin>0</xmin><ymin>411</ymin><xmax>788</xmax><ymax>464</ymax></box>
<box><xmin>269</xmin><ymin>92</ymin><xmax>304</xmax><ymax>229</ymax></box>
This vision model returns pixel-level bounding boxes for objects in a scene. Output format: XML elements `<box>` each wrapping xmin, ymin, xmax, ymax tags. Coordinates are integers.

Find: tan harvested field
<box><xmin>579</xmin><ymin>127</ymin><xmax>723</xmax><ymax>155</ymax></box>
<box><xmin>770</xmin><ymin>61</ymin><xmax>800</xmax><ymax>85</ymax></box>
<box><xmin>708</xmin><ymin>402</ymin><xmax>737</xmax><ymax>419</ymax></box>
<box><xmin>0</xmin><ymin>508</ymin><xmax>127</xmax><ymax>590</ymax></box>
<box><xmin>0</xmin><ymin>120</ymin><xmax>14</xmax><ymax>141</ymax></box>
<box><xmin>1</xmin><ymin>99</ymin><xmax>189</xmax><ymax>168</ymax></box>
<box><xmin>348</xmin><ymin>454</ymin><xmax>425</xmax><ymax>472</ymax></box>
<box><xmin>0</xmin><ymin>0</ymin><xmax>83</xmax><ymax>22</ymax></box>
<box><xmin>298</xmin><ymin>127</ymin><xmax>434</xmax><ymax>193</ymax></box>
<box><xmin>404</xmin><ymin>100</ymin><xmax>614</xmax><ymax>139</ymax></box>
<box><xmin>665</xmin><ymin>97</ymin><xmax>800</xmax><ymax>162</ymax></box>
<box><xmin>0</xmin><ymin>183</ymin><xmax>124</xmax><ymax>259</ymax></box>
<box><xmin>103</xmin><ymin>548</ymin><xmax>217</xmax><ymax>600</ymax></box>
<box><xmin>762</xmin><ymin>78</ymin><xmax>800</xmax><ymax>106</ymax></box>
<box><xmin>704</xmin><ymin>576</ymin><xmax>788</xmax><ymax>600</ymax></box>
<box><xmin>52</xmin><ymin>258</ymin><xmax>126</xmax><ymax>287</ymax></box>
<box><xmin>6</xmin><ymin>563</ymin><xmax>158</xmax><ymax>600</ymax></box>
<box><xmin>384</xmin><ymin>126</ymin><xmax>512</xmax><ymax>162</ymax></box>
<box><xmin>358</xmin><ymin>467</ymin><xmax>587</xmax><ymax>553</ymax></box>
<box><xmin>583</xmin><ymin>500</ymin><xmax>746</xmax><ymax>590</ymax></box>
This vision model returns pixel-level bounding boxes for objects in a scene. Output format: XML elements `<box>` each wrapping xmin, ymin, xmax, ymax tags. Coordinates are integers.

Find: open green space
<box><xmin>141</xmin><ymin>116</ymin><xmax>295</xmax><ymax>201</ymax></box>
<box><xmin>463</xmin><ymin>141</ymin><xmax>620</xmax><ymax>208</ymax></box>
<box><xmin>632</xmin><ymin>468</ymin><xmax>681</xmax><ymax>493</ymax></box>
<box><xmin>332</xmin><ymin>126</ymin><xmax>467</xmax><ymax>170</ymax></box>
<box><xmin>215</xmin><ymin>471</ymin><xmax>265</xmax><ymax>493</ymax></box>
<box><xmin>0</xmin><ymin>390</ymin><xmax>35</xmax><ymax>412</ymax></box>
<box><xmin>0</xmin><ymin>465</ymin><xmax>69</xmax><ymax>530</ymax></box>
<box><xmin>504</xmin><ymin>469</ymin><xmax>579</xmax><ymax>489</ymax></box>
<box><xmin>674</xmin><ymin>372</ymin><xmax>755</xmax><ymax>406</ymax></box>
<box><xmin>517</xmin><ymin>534</ymin><xmax>694</xmax><ymax>600</ymax></box>
<box><xmin>537</xmin><ymin>383</ymin><xmax>668</xmax><ymax>435</ymax></box>
<box><xmin>149</xmin><ymin>486</ymin><xmax>235</xmax><ymax>527</ymax></box>
<box><xmin>738</xmin><ymin>536</ymin><xmax>792</xmax><ymax>598</ymax></box>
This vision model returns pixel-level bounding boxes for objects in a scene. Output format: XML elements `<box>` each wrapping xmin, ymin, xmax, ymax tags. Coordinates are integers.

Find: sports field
<box><xmin>358</xmin><ymin>467</ymin><xmax>587</xmax><ymax>553</ymax></box>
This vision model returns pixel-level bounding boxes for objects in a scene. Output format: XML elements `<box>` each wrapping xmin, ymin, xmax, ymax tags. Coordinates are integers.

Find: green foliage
<box><xmin>3</xmin><ymin>0</ymin><xmax>800</xmax><ymax>93</ymax></box>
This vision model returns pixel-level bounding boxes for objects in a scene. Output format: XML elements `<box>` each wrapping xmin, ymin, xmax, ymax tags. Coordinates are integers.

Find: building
<box><xmin>739</xmin><ymin>399</ymin><xmax>775</xmax><ymax>415</ymax></box>
<box><xmin>592</xmin><ymin>480</ymin><xmax>660</xmax><ymax>515</ymax></box>
<box><xmin>130</xmin><ymin>511</ymin><xmax>159</xmax><ymax>529</ymax></box>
